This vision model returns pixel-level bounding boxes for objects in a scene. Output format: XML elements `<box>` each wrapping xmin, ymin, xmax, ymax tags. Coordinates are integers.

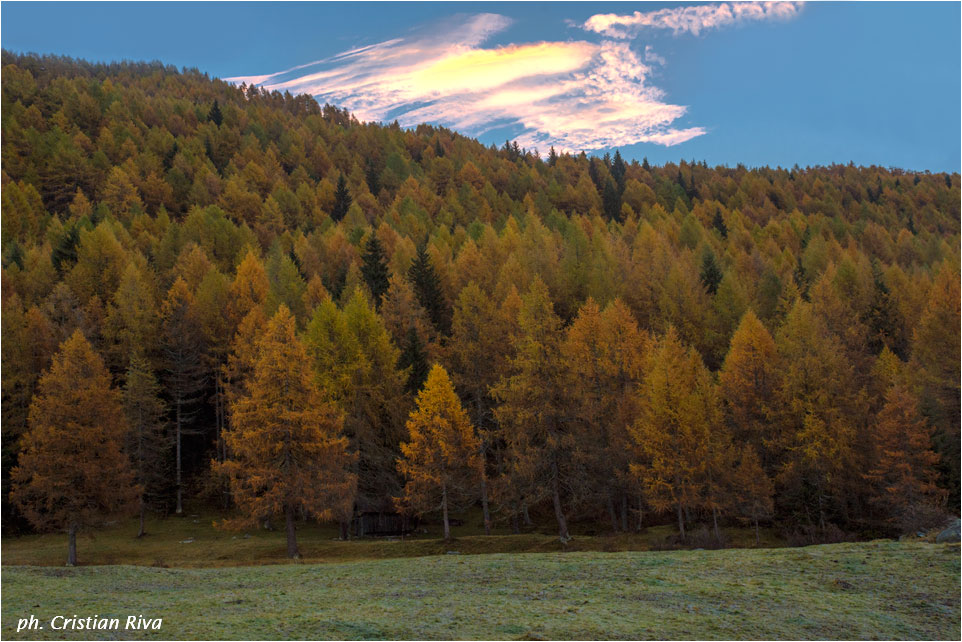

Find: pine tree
<box><xmin>160</xmin><ymin>278</ymin><xmax>207</xmax><ymax>514</ymax></box>
<box><xmin>360</xmin><ymin>234</ymin><xmax>391</xmax><ymax>308</ymax></box>
<box><xmin>409</xmin><ymin>243</ymin><xmax>452</xmax><ymax>336</ymax></box>
<box><xmin>398</xmin><ymin>326</ymin><xmax>430</xmax><ymax>394</ymax></box>
<box><xmin>699</xmin><ymin>248</ymin><xmax>723</xmax><ymax>295</ymax></box>
<box><xmin>217</xmin><ymin>306</ymin><xmax>356</xmax><ymax>558</ymax></box>
<box><xmin>712</xmin><ymin>209</ymin><xmax>728</xmax><ymax>238</ymax></box>
<box><xmin>331</xmin><ymin>174</ymin><xmax>352</xmax><ymax>222</ymax></box>
<box><xmin>10</xmin><ymin>331</ymin><xmax>139</xmax><ymax>565</ymax></box>
<box><xmin>602</xmin><ymin>177</ymin><xmax>621</xmax><ymax>221</ymax></box>
<box><xmin>611</xmin><ymin>150</ymin><xmax>627</xmax><ymax>193</ymax></box>
<box><xmin>208</xmin><ymin>99</ymin><xmax>223</xmax><ymax>127</ymax></box>
<box><xmin>547</xmin><ymin>146</ymin><xmax>558</xmax><ymax>167</ymax></box>
<box><xmin>123</xmin><ymin>354</ymin><xmax>170</xmax><ymax>536</ymax></box>
<box><xmin>397</xmin><ymin>364</ymin><xmax>482</xmax><ymax>539</ymax></box>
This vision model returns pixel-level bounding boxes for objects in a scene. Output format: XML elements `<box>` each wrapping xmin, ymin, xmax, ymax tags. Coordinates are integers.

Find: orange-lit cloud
<box><xmin>227</xmin><ymin>13</ymin><xmax>705</xmax><ymax>151</ymax></box>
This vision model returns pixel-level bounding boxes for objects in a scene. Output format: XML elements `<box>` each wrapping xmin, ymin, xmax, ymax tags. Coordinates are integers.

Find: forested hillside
<box><xmin>2</xmin><ymin>52</ymin><xmax>959</xmax><ymax>550</ymax></box>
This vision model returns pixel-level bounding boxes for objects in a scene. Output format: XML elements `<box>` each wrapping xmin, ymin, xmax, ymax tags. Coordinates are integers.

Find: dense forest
<box><xmin>2</xmin><ymin>52</ymin><xmax>959</xmax><ymax>558</ymax></box>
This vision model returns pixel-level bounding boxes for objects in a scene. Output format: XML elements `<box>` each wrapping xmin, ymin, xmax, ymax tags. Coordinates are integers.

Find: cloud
<box><xmin>583</xmin><ymin>1</ymin><xmax>804</xmax><ymax>38</ymax></box>
<box><xmin>227</xmin><ymin>13</ymin><xmax>704</xmax><ymax>152</ymax></box>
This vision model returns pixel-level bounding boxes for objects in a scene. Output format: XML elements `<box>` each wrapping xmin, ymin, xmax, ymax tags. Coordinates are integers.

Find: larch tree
<box><xmin>396</xmin><ymin>364</ymin><xmax>482</xmax><ymax>539</ymax></box>
<box><xmin>629</xmin><ymin>326</ymin><xmax>730</xmax><ymax>539</ymax></box>
<box><xmin>123</xmin><ymin>354</ymin><xmax>170</xmax><ymax>536</ymax></box>
<box><xmin>226</xmin><ymin>250</ymin><xmax>271</xmax><ymax>330</ymax></box>
<box><xmin>492</xmin><ymin>278</ymin><xmax>573</xmax><ymax>542</ymax></box>
<box><xmin>731</xmin><ymin>445</ymin><xmax>775</xmax><ymax>545</ymax></box>
<box><xmin>10</xmin><ymin>330</ymin><xmax>139</xmax><ymax>565</ymax></box>
<box><xmin>719</xmin><ymin>309</ymin><xmax>780</xmax><ymax>470</ymax></box>
<box><xmin>217</xmin><ymin>306</ymin><xmax>356</xmax><ymax>558</ymax></box>
<box><xmin>304</xmin><ymin>287</ymin><xmax>407</xmax><ymax>519</ymax></box>
<box><xmin>1</xmin><ymin>295</ymin><xmax>56</xmax><ymax>445</ymax></box>
<box><xmin>563</xmin><ymin>298</ymin><xmax>647</xmax><ymax>531</ymax></box>
<box><xmin>774</xmin><ymin>301</ymin><xmax>859</xmax><ymax>531</ymax></box>
<box><xmin>910</xmin><ymin>262</ymin><xmax>961</xmax><ymax>508</ymax></box>
<box><xmin>380</xmin><ymin>273</ymin><xmax>439</xmax><ymax>365</ymax></box>
<box><xmin>448</xmin><ymin>281</ymin><xmax>514</xmax><ymax>534</ymax></box>
<box><xmin>224</xmin><ymin>251</ymin><xmax>271</xmax><ymax>408</ymax></box>
<box><xmin>103</xmin><ymin>262</ymin><xmax>159</xmax><ymax>374</ymax></box>
<box><xmin>160</xmin><ymin>277</ymin><xmax>207</xmax><ymax>514</ymax></box>
<box><xmin>194</xmin><ymin>267</ymin><xmax>233</xmax><ymax>473</ymax></box>
<box><xmin>865</xmin><ymin>383</ymin><xmax>945</xmax><ymax>531</ymax></box>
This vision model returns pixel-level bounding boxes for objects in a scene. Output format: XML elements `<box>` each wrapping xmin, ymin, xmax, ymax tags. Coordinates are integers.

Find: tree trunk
<box><xmin>606</xmin><ymin>494</ymin><xmax>619</xmax><ymax>532</ymax></box>
<box><xmin>676</xmin><ymin>503</ymin><xmax>686</xmax><ymax>540</ymax></box>
<box><xmin>285</xmin><ymin>506</ymin><xmax>299</xmax><ymax>559</ymax></box>
<box><xmin>621</xmin><ymin>495</ymin><xmax>629</xmax><ymax>532</ymax></box>
<box><xmin>137</xmin><ymin>500</ymin><xmax>146</xmax><ymax>538</ymax></box>
<box><xmin>817</xmin><ymin>484</ymin><xmax>827</xmax><ymax>533</ymax></box>
<box><xmin>480</xmin><ymin>468</ymin><xmax>491</xmax><ymax>536</ymax></box>
<box><xmin>712</xmin><ymin>505</ymin><xmax>720</xmax><ymax>541</ymax></box>
<box><xmin>522</xmin><ymin>502</ymin><xmax>533</xmax><ymax>526</ymax></box>
<box><xmin>67</xmin><ymin>523</ymin><xmax>77</xmax><ymax>566</ymax></box>
<box><xmin>175</xmin><ymin>396</ymin><xmax>183</xmax><ymax>514</ymax></box>
<box><xmin>551</xmin><ymin>462</ymin><xmax>569</xmax><ymax>542</ymax></box>
<box><xmin>475</xmin><ymin>394</ymin><xmax>491</xmax><ymax>536</ymax></box>
<box><xmin>441</xmin><ymin>483</ymin><xmax>451</xmax><ymax>540</ymax></box>
<box><xmin>754</xmin><ymin>516</ymin><xmax>760</xmax><ymax>546</ymax></box>
<box><xmin>636</xmin><ymin>496</ymin><xmax>644</xmax><ymax>532</ymax></box>
<box><xmin>339</xmin><ymin>521</ymin><xmax>350</xmax><ymax>541</ymax></box>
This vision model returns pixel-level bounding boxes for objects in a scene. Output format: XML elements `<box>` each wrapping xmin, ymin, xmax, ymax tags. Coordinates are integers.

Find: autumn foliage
<box><xmin>2</xmin><ymin>52</ymin><xmax>958</xmax><ymax>545</ymax></box>
<box><xmin>215</xmin><ymin>306</ymin><xmax>356</xmax><ymax>558</ymax></box>
<box><xmin>10</xmin><ymin>331</ymin><xmax>139</xmax><ymax>564</ymax></box>
<box><xmin>396</xmin><ymin>364</ymin><xmax>482</xmax><ymax>539</ymax></box>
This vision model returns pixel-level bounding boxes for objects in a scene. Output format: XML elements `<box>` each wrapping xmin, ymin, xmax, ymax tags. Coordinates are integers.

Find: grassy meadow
<box><xmin>2</xmin><ymin>540</ymin><xmax>959</xmax><ymax>640</ymax></box>
<box><xmin>1</xmin><ymin>506</ymin><xmax>786</xmax><ymax>568</ymax></box>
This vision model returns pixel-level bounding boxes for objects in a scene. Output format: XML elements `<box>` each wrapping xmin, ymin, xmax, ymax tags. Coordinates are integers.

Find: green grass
<box><xmin>2</xmin><ymin>541</ymin><xmax>958</xmax><ymax>640</ymax></box>
<box><xmin>1</xmin><ymin>507</ymin><xmax>784</xmax><ymax>568</ymax></box>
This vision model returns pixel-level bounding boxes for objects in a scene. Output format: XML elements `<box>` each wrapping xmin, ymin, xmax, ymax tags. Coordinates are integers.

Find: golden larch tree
<box><xmin>865</xmin><ymin>383</ymin><xmax>945</xmax><ymax>531</ymax></box>
<box><xmin>10</xmin><ymin>330</ymin><xmax>139</xmax><ymax>565</ymax></box>
<box><xmin>910</xmin><ymin>262</ymin><xmax>961</xmax><ymax>508</ymax></box>
<box><xmin>492</xmin><ymin>278</ymin><xmax>574</xmax><ymax>541</ymax></box>
<box><xmin>396</xmin><ymin>364</ymin><xmax>482</xmax><ymax>539</ymax></box>
<box><xmin>216</xmin><ymin>306</ymin><xmax>356</xmax><ymax>558</ymax></box>
<box><xmin>774</xmin><ymin>300</ymin><xmax>859</xmax><ymax>531</ymax></box>
<box><xmin>563</xmin><ymin>297</ymin><xmax>647</xmax><ymax>531</ymax></box>
<box><xmin>731</xmin><ymin>445</ymin><xmax>775</xmax><ymax>545</ymax></box>
<box><xmin>629</xmin><ymin>326</ymin><xmax>731</xmax><ymax>539</ymax></box>
<box><xmin>719</xmin><ymin>309</ymin><xmax>780</xmax><ymax>470</ymax></box>
<box><xmin>447</xmin><ymin>281</ymin><xmax>516</xmax><ymax>534</ymax></box>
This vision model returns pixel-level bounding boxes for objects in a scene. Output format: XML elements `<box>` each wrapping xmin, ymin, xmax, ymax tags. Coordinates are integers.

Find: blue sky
<box><xmin>2</xmin><ymin>2</ymin><xmax>959</xmax><ymax>171</ymax></box>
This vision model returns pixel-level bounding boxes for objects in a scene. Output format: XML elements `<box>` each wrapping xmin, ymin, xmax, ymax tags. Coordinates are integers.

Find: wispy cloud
<box><xmin>227</xmin><ymin>13</ymin><xmax>704</xmax><ymax>152</ymax></box>
<box><xmin>583</xmin><ymin>1</ymin><xmax>804</xmax><ymax>39</ymax></box>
